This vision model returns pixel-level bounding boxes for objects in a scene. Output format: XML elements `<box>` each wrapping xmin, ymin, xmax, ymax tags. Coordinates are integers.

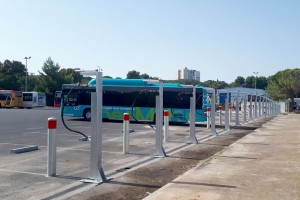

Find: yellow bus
<box><xmin>0</xmin><ymin>90</ymin><xmax>23</xmax><ymax>108</ymax></box>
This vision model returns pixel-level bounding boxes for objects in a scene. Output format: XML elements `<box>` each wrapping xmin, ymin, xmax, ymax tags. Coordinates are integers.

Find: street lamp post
<box><xmin>24</xmin><ymin>57</ymin><xmax>31</xmax><ymax>92</ymax></box>
<box><xmin>253</xmin><ymin>72</ymin><xmax>258</xmax><ymax>92</ymax></box>
<box><xmin>253</xmin><ymin>72</ymin><xmax>258</xmax><ymax>95</ymax></box>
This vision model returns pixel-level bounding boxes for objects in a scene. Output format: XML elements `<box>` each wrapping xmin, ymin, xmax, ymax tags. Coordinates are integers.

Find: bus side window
<box><xmin>196</xmin><ymin>93</ymin><xmax>203</xmax><ymax>109</ymax></box>
<box><xmin>65</xmin><ymin>92</ymin><xmax>78</xmax><ymax>106</ymax></box>
<box><xmin>104</xmin><ymin>91</ymin><xmax>122</xmax><ymax>106</ymax></box>
<box><xmin>78</xmin><ymin>90</ymin><xmax>91</xmax><ymax>105</ymax></box>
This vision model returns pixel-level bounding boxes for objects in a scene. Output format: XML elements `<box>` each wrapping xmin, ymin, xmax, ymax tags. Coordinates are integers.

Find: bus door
<box><xmin>15</xmin><ymin>91</ymin><xmax>23</xmax><ymax>107</ymax></box>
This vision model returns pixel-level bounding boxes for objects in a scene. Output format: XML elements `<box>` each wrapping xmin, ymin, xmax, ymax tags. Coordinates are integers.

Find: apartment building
<box><xmin>177</xmin><ymin>67</ymin><xmax>200</xmax><ymax>81</ymax></box>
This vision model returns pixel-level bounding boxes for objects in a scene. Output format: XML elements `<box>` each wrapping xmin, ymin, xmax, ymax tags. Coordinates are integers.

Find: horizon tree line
<box><xmin>0</xmin><ymin>58</ymin><xmax>299</xmax><ymax>106</ymax></box>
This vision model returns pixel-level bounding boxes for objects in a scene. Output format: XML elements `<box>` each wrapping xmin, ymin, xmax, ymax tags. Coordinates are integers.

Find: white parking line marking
<box><xmin>0</xmin><ymin>142</ymin><xmax>44</xmax><ymax>147</ymax></box>
<box><xmin>27</xmin><ymin>127</ymin><xmax>45</xmax><ymax>130</ymax></box>
<box><xmin>0</xmin><ymin>169</ymin><xmax>45</xmax><ymax>176</ymax></box>
<box><xmin>22</xmin><ymin>131</ymin><xmax>41</xmax><ymax>134</ymax></box>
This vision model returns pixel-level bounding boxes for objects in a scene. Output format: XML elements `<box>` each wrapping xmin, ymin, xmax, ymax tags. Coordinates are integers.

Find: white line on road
<box><xmin>22</xmin><ymin>131</ymin><xmax>42</xmax><ymax>134</ymax></box>
<box><xmin>0</xmin><ymin>142</ymin><xmax>45</xmax><ymax>147</ymax></box>
<box><xmin>27</xmin><ymin>127</ymin><xmax>45</xmax><ymax>130</ymax></box>
<box><xmin>0</xmin><ymin>168</ymin><xmax>46</xmax><ymax>176</ymax></box>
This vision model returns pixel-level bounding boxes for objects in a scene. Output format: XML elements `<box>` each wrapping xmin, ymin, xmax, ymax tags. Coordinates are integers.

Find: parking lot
<box><xmin>0</xmin><ymin>108</ymin><xmax>225</xmax><ymax>199</ymax></box>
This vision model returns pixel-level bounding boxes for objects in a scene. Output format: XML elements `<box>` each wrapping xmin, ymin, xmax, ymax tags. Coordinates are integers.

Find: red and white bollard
<box><xmin>163</xmin><ymin>110</ymin><xmax>169</xmax><ymax>142</ymax></box>
<box><xmin>123</xmin><ymin>113</ymin><xmax>130</xmax><ymax>154</ymax></box>
<box><xmin>47</xmin><ymin>117</ymin><xmax>57</xmax><ymax>177</ymax></box>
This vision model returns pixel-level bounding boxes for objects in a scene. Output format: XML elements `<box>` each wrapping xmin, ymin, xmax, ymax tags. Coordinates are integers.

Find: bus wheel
<box><xmin>83</xmin><ymin>109</ymin><xmax>91</xmax><ymax>121</ymax></box>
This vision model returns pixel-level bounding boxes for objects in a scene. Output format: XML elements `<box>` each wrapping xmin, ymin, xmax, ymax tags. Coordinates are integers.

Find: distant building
<box><xmin>218</xmin><ymin>87</ymin><xmax>268</xmax><ymax>96</ymax></box>
<box><xmin>217</xmin><ymin>87</ymin><xmax>269</xmax><ymax>104</ymax></box>
<box><xmin>177</xmin><ymin>67</ymin><xmax>200</xmax><ymax>81</ymax></box>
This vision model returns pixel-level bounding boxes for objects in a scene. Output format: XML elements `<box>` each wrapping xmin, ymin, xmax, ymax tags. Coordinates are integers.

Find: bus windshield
<box><xmin>0</xmin><ymin>90</ymin><xmax>23</xmax><ymax>108</ymax></box>
<box><xmin>23</xmin><ymin>93</ymin><xmax>33</xmax><ymax>101</ymax></box>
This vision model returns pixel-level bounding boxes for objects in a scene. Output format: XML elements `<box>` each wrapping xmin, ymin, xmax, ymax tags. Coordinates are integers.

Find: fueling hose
<box><xmin>130</xmin><ymin>88</ymin><xmax>156</xmax><ymax>130</ymax></box>
<box><xmin>61</xmin><ymin>85</ymin><xmax>89</xmax><ymax>141</ymax></box>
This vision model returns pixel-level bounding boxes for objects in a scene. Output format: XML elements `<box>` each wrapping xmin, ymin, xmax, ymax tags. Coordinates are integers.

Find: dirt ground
<box><xmin>67</xmin><ymin>119</ymin><xmax>272</xmax><ymax>200</ymax></box>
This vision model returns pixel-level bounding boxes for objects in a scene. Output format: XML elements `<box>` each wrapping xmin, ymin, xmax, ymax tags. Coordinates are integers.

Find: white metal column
<box><xmin>155</xmin><ymin>83</ymin><xmax>166</xmax><ymax>157</ymax></box>
<box><xmin>268</xmin><ymin>99</ymin><xmax>270</xmax><ymax>115</ymax></box>
<box><xmin>243</xmin><ymin>94</ymin><xmax>247</xmax><ymax>122</ymax></box>
<box><xmin>259</xmin><ymin>96</ymin><xmax>262</xmax><ymax>117</ymax></box>
<box><xmin>189</xmin><ymin>87</ymin><xmax>198</xmax><ymax>144</ymax></box>
<box><xmin>225</xmin><ymin>93</ymin><xmax>230</xmax><ymax>130</ymax></box>
<box><xmin>85</xmin><ymin>71</ymin><xmax>107</xmax><ymax>183</ymax></box>
<box><xmin>210</xmin><ymin>89</ymin><xmax>217</xmax><ymax>135</ymax></box>
<box><xmin>235</xmin><ymin>92</ymin><xmax>240</xmax><ymax>126</ymax></box>
<box><xmin>262</xmin><ymin>97</ymin><xmax>266</xmax><ymax>116</ymax></box>
<box><xmin>254</xmin><ymin>94</ymin><xmax>258</xmax><ymax>119</ymax></box>
<box><xmin>249</xmin><ymin>94</ymin><xmax>253</xmax><ymax>120</ymax></box>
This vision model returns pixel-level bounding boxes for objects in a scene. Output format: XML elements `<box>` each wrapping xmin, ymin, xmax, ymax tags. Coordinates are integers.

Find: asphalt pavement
<box><xmin>0</xmin><ymin>108</ymin><xmax>223</xmax><ymax>200</ymax></box>
<box><xmin>1</xmin><ymin>108</ymin><xmax>293</xmax><ymax>200</ymax></box>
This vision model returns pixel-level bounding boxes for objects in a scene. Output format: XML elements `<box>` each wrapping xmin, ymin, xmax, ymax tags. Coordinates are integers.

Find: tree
<box><xmin>59</xmin><ymin>68</ymin><xmax>83</xmax><ymax>84</ymax></box>
<box><xmin>81</xmin><ymin>76</ymin><xmax>93</xmax><ymax>84</ymax></box>
<box><xmin>126</xmin><ymin>70</ymin><xmax>158</xmax><ymax>80</ymax></box>
<box><xmin>165</xmin><ymin>79</ymin><xmax>201</xmax><ymax>86</ymax></box>
<box><xmin>35</xmin><ymin>58</ymin><xmax>62</xmax><ymax>105</ymax></box>
<box><xmin>245</xmin><ymin>76</ymin><xmax>255</xmax><ymax>88</ymax></box>
<box><xmin>232</xmin><ymin>76</ymin><xmax>245</xmax><ymax>87</ymax></box>
<box><xmin>267</xmin><ymin>69</ymin><xmax>300</xmax><ymax>109</ymax></box>
<box><xmin>231</xmin><ymin>75</ymin><xmax>268</xmax><ymax>89</ymax></box>
<box><xmin>27</xmin><ymin>74</ymin><xmax>39</xmax><ymax>92</ymax></box>
<box><xmin>0</xmin><ymin>60</ymin><xmax>26</xmax><ymax>90</ymax></box>
<box><xmin>140</xmin><ymin>73</ymin><xmax>150</xmax><ymax>79</ymax></box>
<box><xmin>127</xmin><ymin>70</ymin><xmax>140</xmax><ymax>79</ymax></box>
<box><xmin>203</xmin><ymin>80</ymin><xmax>229</xmax><ymax>89</ymax></box>
<box><xmin>256</xmin><ymin>76</ymin><xmax>268</xmax><ymax>89</ymax></box>
<box><xmin>36</xmin><ymin>57</ymin><xmax>78</xmax><ymax>105</ymax></box>
<box><xmin>0</xmin><ymin>60</ymin><xmax>25</xmax><ymax>75</ymax></box>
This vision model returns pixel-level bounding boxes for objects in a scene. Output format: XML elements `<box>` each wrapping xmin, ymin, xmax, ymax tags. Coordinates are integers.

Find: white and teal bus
<box><xmin>23</xmin><ymin>92</ymin><xmax>46</xmax><ymax>108</ymax></box>
<box><xmin>61</xmin><ymin>79</ymin><xmax>207</xmax><ymax>123</ymax></box>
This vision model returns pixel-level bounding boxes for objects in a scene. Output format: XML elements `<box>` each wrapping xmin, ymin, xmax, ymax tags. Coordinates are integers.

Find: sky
<box><xmin>0</xmin><ymin>0</ymin><xmax>299</xmax><ymax>83</ymax></box>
